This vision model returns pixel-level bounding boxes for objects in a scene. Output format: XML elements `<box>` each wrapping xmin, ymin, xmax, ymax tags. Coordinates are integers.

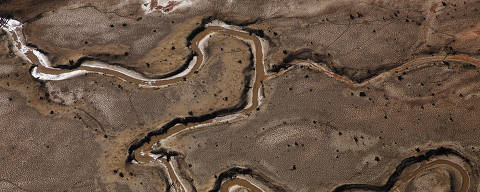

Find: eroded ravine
<box><xmin>2</xmin><ymin>16</ymin><xmax>480</xmax><ymax>192</ymax></box>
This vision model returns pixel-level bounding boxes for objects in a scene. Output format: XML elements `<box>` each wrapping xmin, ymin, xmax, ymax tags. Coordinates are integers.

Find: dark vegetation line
<box><xmin>208</xmin><ymin>167</ymin><xmax>287</xmax><ymax>192</ymax></box>
<box><xmin>185</xmin><ymin>16</ymin><xmax>216</xmax><ymax>47</ymax></box>
<box><xmin>125</xmin><ymin>51</ymin><xmax>255</xmax><ymax>163</ymax></box>
<box><xmin>24</xmin><ymin>12</ymin><xmax>45</xmax><ymax>24</ymax></box>
<box><xmin>150</xmin><ymin>148</ymin><xmax>198</xmax><ymax>192</ymax></box>
<box><xmin>185</xmin><ymin>15</ymin><xmax>265</xmax><ymax>46</ymax></box>
<box><xmin>130</xmin><ymin>50</ymin><xmax>251</xmax><ymax>159</ymax></box>
<box><xmin>125</xmin><ymin>75</ymin><xmax>251</xmax><ymax>161</ymax></box>
<box><xmin>269</xmin><ymin>48</ymin><xmax>336</xmax><ymax>73</ymax></box>
<box><xmin>24</xmin><ymin>15</ymin><xmax>267</xmax><ymax>80</ymax></box>
<box><xmin>26</xmin><ymin>43</ymin><xmax>49</xmax><ymax>55</ymax></box>
<box><xmin>122</xmin><ymin>16</ymin><xmax>476</xmax><ymax>192</ymax></box>
<box><xmin>270</xmin><ymin>48</ymin><xmax>334</xmax><ymax>73</ymax></box>
<box><xmin>125</xmin><ymin>19</ymin><xmax>261</xmax><ymax>190</ymax></box>
<box><xmin>270</xmin><ymin>45</ymin><xmax>478</xmax><ymax>83</ymax></box>
<box><xmin>82</xmin><ymin>50</ymin><xmax>198</xmax><ymax>79</ymax></box>
<box><xmin>126</xmin><ymin>15</ymin><xmax>261</xmax><ymax>163</ymax></box>
<box><xmin>18</xmin><ymin>14</ymin><xmax>210</xmax><ymax>79</ymax></box>
<box><xmin>13</xmin><ymin>14</ymin><xmax>477</xmax><ymax>192</ymax></box>
<box><xmin>270</xmin><ymin>48</ymin><xmax>401</xmax><ymax>83</ymax></box>
<box><xmin>27</xmin><ymin>40</ymin><xmax>199</xmax><ymax>79</ymax></box>
<box><xmin>332</xmin><ymin>147</ymin><xmax>470</xmax><ymax>192</ymax></box>
<box><xmin>150</xmin><ymin>148</ymin><xmax>180</xmax><ymax>162</ymax></box>
<box><xmin>123</xmin><ymin>15</ymin><xmax>289</xmax><ymax>192</ymax></box>
<box><xmin>55</xmin><ymin>57</ymin><xmax>96</xmax><ymax>70</ymax></box>
<box><xmin>244</xmin><ymin>28</ymin><xmax>270</xmax><ymax>41</ymax></box>
<box><xmin>125</xmin><ymin>27</ymin><xmax>255</xmax><ymax>192</ymax></box>
<box><xmin>223</xmin><ymin>18</ymin><xmax>260</xmax><ymax>27</ymax></box>
<box><xmin>22</xmin><ymin>14</ymin><xmax>265</xmax><ymax>166</ymax></box>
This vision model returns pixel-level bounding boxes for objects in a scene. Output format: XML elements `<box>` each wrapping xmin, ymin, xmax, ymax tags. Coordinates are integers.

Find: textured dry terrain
<box><xmin>1</xmin><ymin>0</ymin><xmax>480</xmax><ymax>192</ymax></box>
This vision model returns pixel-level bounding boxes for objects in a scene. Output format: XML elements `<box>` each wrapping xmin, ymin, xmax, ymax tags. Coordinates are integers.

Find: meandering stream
<box><xmin>2</xmin><ymin>17</ymin><xmax>477</xmax><ymax>192</ymax></box>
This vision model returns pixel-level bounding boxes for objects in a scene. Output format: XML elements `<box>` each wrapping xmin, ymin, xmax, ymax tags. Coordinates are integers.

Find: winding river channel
<box><xmin>2</xmin><ymin>17</ymin><xmax>478</xmax><ymax>192</ymax></box>
<box><xmin>392</xmin><ymin>159</ymin><xmax>470</xmax><ymax>192</ymax></box>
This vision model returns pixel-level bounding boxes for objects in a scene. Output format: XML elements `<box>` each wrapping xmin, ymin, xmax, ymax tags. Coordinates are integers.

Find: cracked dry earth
<box><xmin>1</xmin><ymin>0</ymin><xmax>480</xmax><ymax>192</ymax></box>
